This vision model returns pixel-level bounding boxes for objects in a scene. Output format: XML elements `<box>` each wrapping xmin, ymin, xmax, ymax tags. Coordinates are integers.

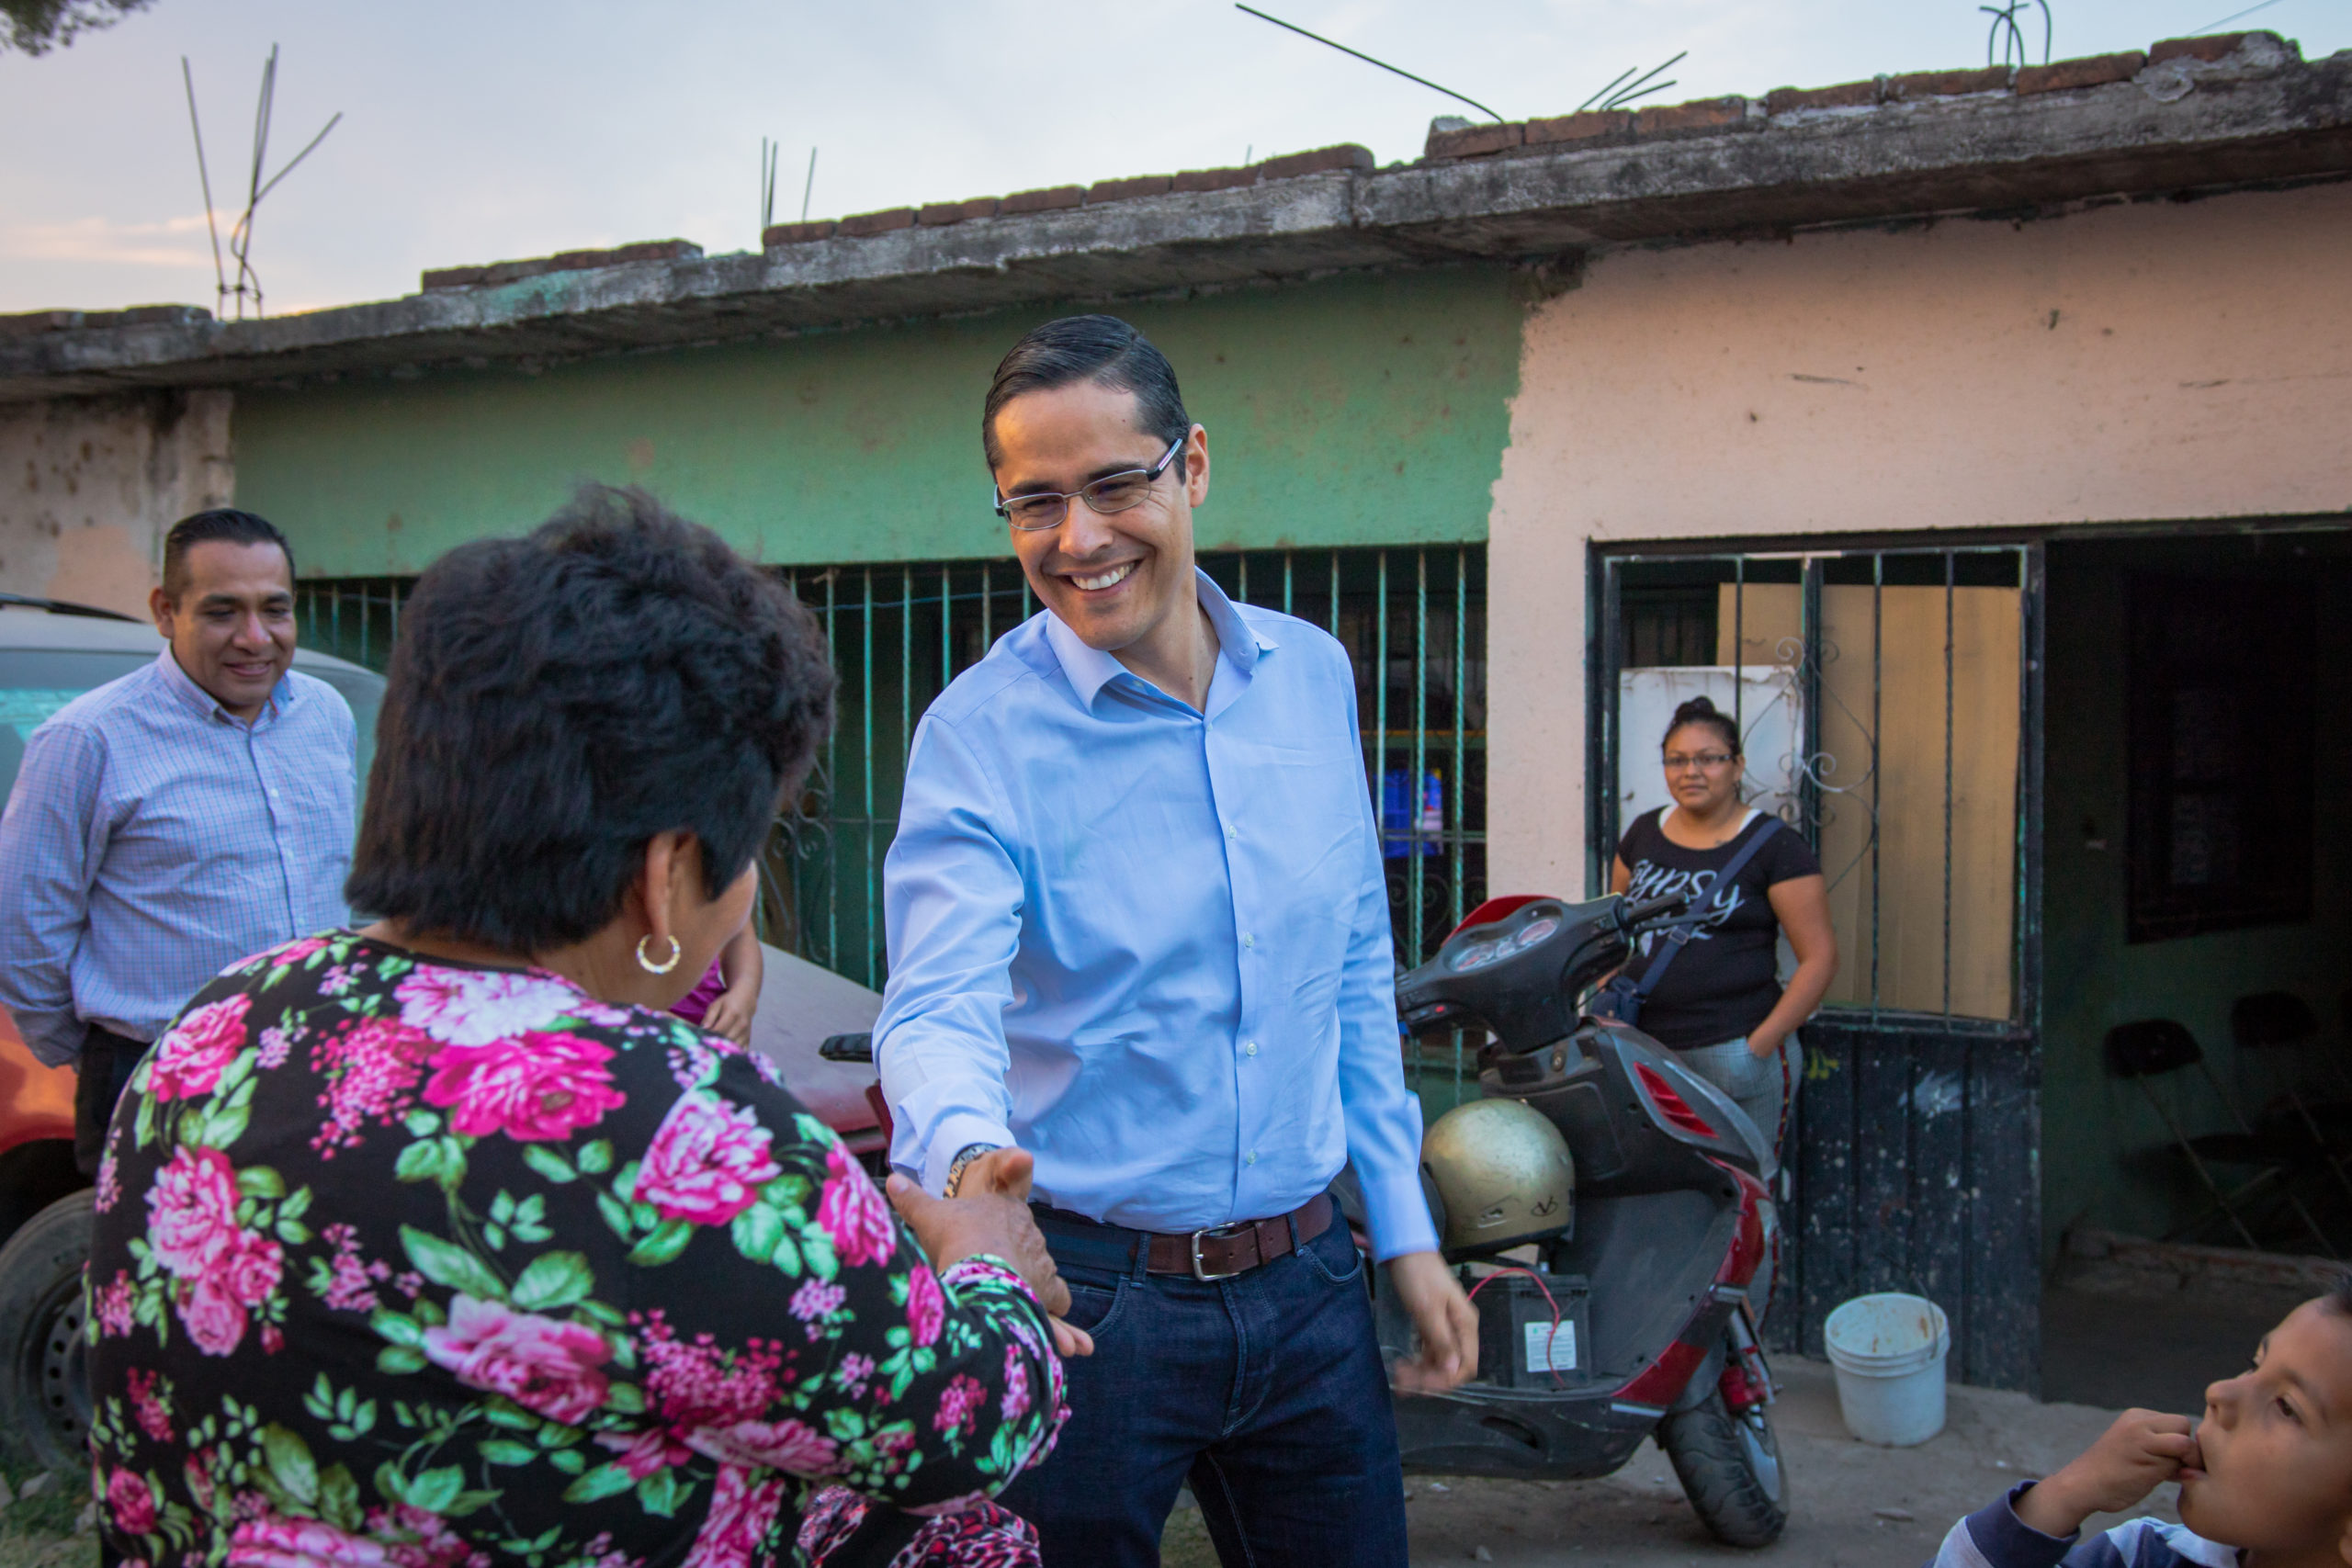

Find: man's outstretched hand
<box><xmin>1388</xmin><ymin>1249</ymin><xmax>1479</xmax><ymax>1393</ymax></box>
<box><xmin>887</xmin><ymin>1146</ymin><xmax>1095</xmax><ymax>1359</ymax></box>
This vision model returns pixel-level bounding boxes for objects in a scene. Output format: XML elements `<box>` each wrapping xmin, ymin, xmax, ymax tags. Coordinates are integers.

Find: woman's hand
<box><xmin>1746</xmin><ymin>1030</ymin><xmax>1782</xmax><ymax>1059</ymax></box>
<box><xmin>888</xmin><ymin>1150</ymin><xmax>1094</xmax><ymax>1359</ymax></box>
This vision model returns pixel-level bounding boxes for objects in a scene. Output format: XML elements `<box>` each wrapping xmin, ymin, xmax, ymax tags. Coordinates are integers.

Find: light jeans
<box><xmin>1677</xmin><ymin>1032</ymin><xmax>1803</xmax><ymax>1321</ymax></box>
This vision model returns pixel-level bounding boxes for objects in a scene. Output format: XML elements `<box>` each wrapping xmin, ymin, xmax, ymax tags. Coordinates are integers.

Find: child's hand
<box><xmin>2014</xmin><ymin>1409</ymin><xmax>2201</xmax><ymax>1539</ymax></box>
<box><xmin>700</xmin><ymin>986</ymin><xmax>756</xmax><ymax>1047</ymax></box>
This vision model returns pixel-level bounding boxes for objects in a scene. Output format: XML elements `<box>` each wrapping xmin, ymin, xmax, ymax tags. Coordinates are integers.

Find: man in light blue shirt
<box><xmin>0</xmin><ymin>510</ymin><xmax>355</xmax><ymax>1174</ymax></box>
<box><xmin>875</xmin><ymin>315</ymin><xmax>1475</xmax><ymax>1566</ymax></box>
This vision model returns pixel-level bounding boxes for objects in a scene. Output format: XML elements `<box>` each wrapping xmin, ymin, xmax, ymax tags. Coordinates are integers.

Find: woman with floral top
<box><xmin>85</xmin><ymin>487</ymin><xmax>1083</xmax><ymax>1568</ymax></box>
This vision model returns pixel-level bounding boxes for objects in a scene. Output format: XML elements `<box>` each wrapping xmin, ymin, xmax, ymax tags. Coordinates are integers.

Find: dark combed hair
<box><xmin>2328</xmin><ymin>1269</ymin><xmax>2352</xmax><ymax>1317</ymax></box>
<box><xmin>347</xmin><ymin>486</ymin><xmax>837</xmax><ymax>952</ymax></box>
<box><xmin>1664</xmin><ymin>694</ymin><xmax>1742</xmax><ymax>757</ymax></box>
<box><xmin>163</xmin><ymin>508</ymin><xmax>294</xmax><ymax>599</ymax></box>
<box><xmin>981</xmin><ymin>314</ymin><xmax>1191</xmax><ymax>473</ymax></box>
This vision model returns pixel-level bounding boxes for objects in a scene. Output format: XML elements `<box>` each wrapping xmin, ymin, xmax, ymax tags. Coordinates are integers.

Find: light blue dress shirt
<box><xmin>875</xmin><ymin>570</ymin><xmax>1439</xmax><ymax>1260</ymax></box>
<box><xmin>0</xmin><ymin>649</ymin><xmax>356</xmax><ymax>1065</ymax></box>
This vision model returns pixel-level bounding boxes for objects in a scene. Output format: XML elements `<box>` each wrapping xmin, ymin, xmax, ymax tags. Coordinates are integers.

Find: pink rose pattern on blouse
<box><xmin>85</xmin><ymin>932</ymin><xmax>1064</xmax><ymax>1568</ymax></box>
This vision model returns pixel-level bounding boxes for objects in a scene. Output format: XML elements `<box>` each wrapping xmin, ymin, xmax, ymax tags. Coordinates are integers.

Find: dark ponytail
<box><xmin>1664</xmin><ymin>695</ymin><xmax>1741</xmax><ymax>757</ymax></box>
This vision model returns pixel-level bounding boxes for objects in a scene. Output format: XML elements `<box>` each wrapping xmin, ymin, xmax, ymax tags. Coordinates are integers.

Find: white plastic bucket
<box><xmin>1823</xmin><ymin>1292</ymin><xmax>1950</xmax><ymax>1446</ymax></box>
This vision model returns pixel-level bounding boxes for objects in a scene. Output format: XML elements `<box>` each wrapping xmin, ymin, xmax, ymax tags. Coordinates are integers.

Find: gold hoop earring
<box><xmin>635</xmin><ymin>934</ymin><xmax>682</xmax><ymax>975</ymax></box>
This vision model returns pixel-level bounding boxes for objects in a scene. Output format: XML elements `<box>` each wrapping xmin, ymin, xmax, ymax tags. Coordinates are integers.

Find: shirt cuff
<box><xmin>916</xmin><ymin>1113</ymin><xmax>1016</xmax><ymax>1197</ymax></box>
<box><xmin>1956</xmin><ymin>1483</ymin><xmax>2078</xmax><ymax>1568</ymax></box>
<box><xmin>1357</xmin><ymin>1167</ymin><xmax>1441</xmax><ymax>1261</ymax></box>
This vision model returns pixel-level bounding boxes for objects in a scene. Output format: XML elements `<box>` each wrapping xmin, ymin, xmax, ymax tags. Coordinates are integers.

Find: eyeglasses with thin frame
<box><xmin>994</xmin><ymin>437</ymin><xmax>1185</xmax><ymax>532</ymax></box>
<box><xmin>1662</xmin><ymin>751</ymin><xmax>1738</xmax><ymax>773</ymax></box>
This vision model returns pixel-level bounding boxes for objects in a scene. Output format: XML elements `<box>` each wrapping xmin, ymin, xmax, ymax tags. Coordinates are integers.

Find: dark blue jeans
<box><xmin>999</xmin><ymin>1200</ymin><xmax>1408</xmax><ymax>1567</ymax></box>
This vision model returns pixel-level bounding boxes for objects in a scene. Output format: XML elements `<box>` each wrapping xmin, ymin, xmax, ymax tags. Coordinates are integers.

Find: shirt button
<box><xmin>1242</xmin><ymin>933</ymin><xmax>1255</xmax><ymax>948</ymax></box>
<box><xmin>1243</xmin><ymin>1041</ymin><xmax>1259</xmax><ymax>1057</ymax></box>
<box><xmin>1245</xmin><ymin>1150</ymin><xmax>1258</xmax><ymax>1166</ymax></box>
<box><xmin>1225</xmin><ymin>825</ymin><xmax>1237</xmax><ymax>840</ymax></box>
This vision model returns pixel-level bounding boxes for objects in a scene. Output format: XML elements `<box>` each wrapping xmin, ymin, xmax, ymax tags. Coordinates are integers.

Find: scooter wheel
<box><xmin>1659</xmin><ymin>1385</ymin><xmax>1788</xmax><ymax>1549</ymax></box>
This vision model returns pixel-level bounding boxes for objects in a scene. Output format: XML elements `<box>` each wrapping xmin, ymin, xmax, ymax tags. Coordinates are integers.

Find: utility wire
<box><xmin>2191</xmin><ymin>0</ymin><xmax>2283</xmax><ymax>31</ymax></box>
<box><xmin>800</xmin><ymin>147</ymin><xmax>819</xmax><ymax>224</ymax></box>
<box><xmin>1235</xmin><ymin>4</ymin><xmax>1503</xmax><ymax>122</ymax></box>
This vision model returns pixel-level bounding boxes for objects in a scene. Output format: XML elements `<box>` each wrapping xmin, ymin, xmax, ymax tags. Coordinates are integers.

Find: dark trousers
<box><xmin>999</xmin><ymin>1200</ymin><xmax>1409</xmax><ymax>1568</ymax></box>
<box><xmin>73</xmin><ymin>1025</ymin><xmax>143</xmax><ymax>1179</ymax></box>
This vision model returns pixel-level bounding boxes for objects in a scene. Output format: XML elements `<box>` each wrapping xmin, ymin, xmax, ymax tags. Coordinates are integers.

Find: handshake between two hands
<box><xmin>886</xmin><ymin>1147</ymin><xmax>1097</xmax><ymax>1359</ymax></box>
<box><xmin>880</xmin><ymin>1145</ymin><xmax>1481</xmax><ymax>1392</ymax></box>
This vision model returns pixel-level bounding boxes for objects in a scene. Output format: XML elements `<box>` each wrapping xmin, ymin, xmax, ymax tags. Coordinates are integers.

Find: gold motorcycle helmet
<box><xmin>1419</xmin><ymin>1098</ymin><xmax>1575</xmax><ymax>1256</ymax></box>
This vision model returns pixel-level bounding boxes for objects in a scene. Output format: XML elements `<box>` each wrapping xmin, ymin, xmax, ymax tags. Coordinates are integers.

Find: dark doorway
<box><xmin>2039</xmin><ymin>526</ymin><xmax>2352</xmax><ymax>1407</ymax></box>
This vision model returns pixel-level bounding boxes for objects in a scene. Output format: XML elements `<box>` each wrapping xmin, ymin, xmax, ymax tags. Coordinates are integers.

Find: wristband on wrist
<box><xmin>943</xmin><ymin>1142</ymin><xmax>1001</xmax><ymax>1199</ymax></box>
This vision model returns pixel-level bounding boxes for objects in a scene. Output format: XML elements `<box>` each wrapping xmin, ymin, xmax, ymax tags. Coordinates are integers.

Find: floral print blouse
<box><xmin>85</xmin><ymin>931</ymin><xmax>1067</xmax><ymax>1568</ymax></box>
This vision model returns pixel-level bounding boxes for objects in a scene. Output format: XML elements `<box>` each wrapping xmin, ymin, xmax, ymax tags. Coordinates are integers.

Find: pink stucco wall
<box><xmin>1487</xmin><ymin>180</ymin><xmax>2352</xmax><ymax>897</ymax></box>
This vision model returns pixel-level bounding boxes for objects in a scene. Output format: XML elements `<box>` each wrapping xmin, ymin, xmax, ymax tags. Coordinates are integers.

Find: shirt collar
<box><xmin>153</xmin><ymin>646</ymin><xmax>296</xmax><ymax>727</ymax></box>
<box><xmin>1041</xmin><ymin>568</ymin><xmax>1279</xmax><ymax>711</ymax></box>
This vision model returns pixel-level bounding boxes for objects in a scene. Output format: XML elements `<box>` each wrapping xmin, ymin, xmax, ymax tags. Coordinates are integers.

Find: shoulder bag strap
<box><xmin>1621</xmin><ymin>815</ymin><xmax>1783</xmax><ymax>1008</ymax></box>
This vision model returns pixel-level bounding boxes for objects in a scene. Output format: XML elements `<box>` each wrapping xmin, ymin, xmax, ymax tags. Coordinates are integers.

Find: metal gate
<box><xmin>301</xmin><ymin>546</ymin><xmax>1488</xmax><ymax>1104</ymax></box>
<box><xmin>1593</xmin><ymin>541</ymin><xmax>2045</xmax><ymax>1390</ymax></box>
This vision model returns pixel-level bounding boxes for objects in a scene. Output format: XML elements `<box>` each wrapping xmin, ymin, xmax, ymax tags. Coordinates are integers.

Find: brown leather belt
<box><xmin>1037</xmin><ymin>1195</ymin><xmax>1336</xmax><ymax>1281</ymax></box>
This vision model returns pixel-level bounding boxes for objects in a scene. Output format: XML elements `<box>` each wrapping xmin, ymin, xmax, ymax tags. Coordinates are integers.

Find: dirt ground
<box><xmin>1159</xmin><ymin>1356</ymin><xmax>2182</xmax><ymax>1568</ymax></box>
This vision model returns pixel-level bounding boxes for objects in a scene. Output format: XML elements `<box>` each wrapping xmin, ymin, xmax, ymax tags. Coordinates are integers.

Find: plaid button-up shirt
<box><xmin>0</xmin><ymin>649</ymin><xmax>356</xmax><ymax>1066</ymax></box>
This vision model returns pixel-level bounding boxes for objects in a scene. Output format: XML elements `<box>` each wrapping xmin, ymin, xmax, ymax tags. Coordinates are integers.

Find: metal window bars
<box><xmin>1596</xmin><ymin>544</ymin><xmax>2036</xmax><ymax>1032</ymax></box>
<box><xmin>298</xmin><ymin>545</ymin><xmax>1489</xmax><ymax>1100</ymax></box>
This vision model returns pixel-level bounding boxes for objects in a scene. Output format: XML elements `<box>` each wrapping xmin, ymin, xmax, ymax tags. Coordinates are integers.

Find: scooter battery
<box><xmin>1471</xmin><ymin>1269</ymin><xmax>1591</xmax><ymax>1389</ymax></box>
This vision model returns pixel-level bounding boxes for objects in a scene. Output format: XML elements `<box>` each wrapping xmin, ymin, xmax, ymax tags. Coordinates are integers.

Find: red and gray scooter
<box><xmin>1349</xmin><ymin>890</ymin><xmax>1789</xmax><ymax>1548</ymax></box>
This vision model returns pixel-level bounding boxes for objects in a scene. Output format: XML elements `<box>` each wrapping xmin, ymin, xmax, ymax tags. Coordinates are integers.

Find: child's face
<box><xmin>2180</xmin><ymin>1300</ymin><xmax>2352</xmax><ymax>1562</ymax></box>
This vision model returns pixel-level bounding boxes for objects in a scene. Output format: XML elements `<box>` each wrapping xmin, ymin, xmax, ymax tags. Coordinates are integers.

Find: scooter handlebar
<box><xmin>1617</xmin><ymin>891</ymin><xmax>1690</xmax><ymax>931</ymax></box>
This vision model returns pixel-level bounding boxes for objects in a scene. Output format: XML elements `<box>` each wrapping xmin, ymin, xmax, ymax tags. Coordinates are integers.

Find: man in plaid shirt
<box><xmin>0</xmin><ymin>509</ymin><xmax>356</xmax><ymax>1173</ymax></box>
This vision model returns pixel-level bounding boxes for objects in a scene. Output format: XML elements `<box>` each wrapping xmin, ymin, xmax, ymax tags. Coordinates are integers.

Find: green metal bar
<box><xmin>823</xmin><ymin>570</ymin><xmax>839</xmax><ymax>974</ymax></box>
<box><xmin>1411</xmin><ymin>550</ymin><xmax>1429</xmax><ymax>962</ymax></box>
<box><xmin>1238</xmin><ymin>552</ymin><xmax>1250</xmax><ymax>606</ymax></box>
<box><xmin>981</xmin><ymin>561</ymin><xmax>993</xmax><ymax>652</ymax></box>
<box><xmin>901</xmin><ymin>566</ymin><xmax>914</xmax><ymax>775</ymax></box>
<box><xmin>1283</xmin><ymin>551</ymin><xmax>1295</xmax><ymax>617</ymax></box>
<box><xmin>1328</xmin><ymin>552</ymin><xmax>1340</xmax><ymax>640</ymax></box>
<box><xmin>861</xmin><ymin>569</ymin><xmax>876</xmax><ymax>989</ymax></box>
<box><xmin>1374</xmin><ymin>551</ymin><xmax>1389</xmax><ymax>958</ymax></box>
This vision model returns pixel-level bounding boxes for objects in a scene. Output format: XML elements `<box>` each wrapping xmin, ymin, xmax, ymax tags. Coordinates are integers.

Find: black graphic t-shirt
<box><xmin>1615</xmin><ymin>807</ymin><xmax>1823</xmax><ymax>1050</ymax></box>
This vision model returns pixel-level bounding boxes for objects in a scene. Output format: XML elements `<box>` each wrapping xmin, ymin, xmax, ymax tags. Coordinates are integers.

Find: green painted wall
<box><xmin>235</xmin><ymin>267</ymin><xmax>1524</xmax><ymax>577</ymax></box>
<box><xmin>2039</xmin><ymin>539</ymin><xmax>2352</xmax><ymax>1258</ymax></box>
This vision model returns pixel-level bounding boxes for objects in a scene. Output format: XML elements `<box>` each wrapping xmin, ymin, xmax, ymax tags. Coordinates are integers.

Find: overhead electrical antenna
<box><xmin>180</xmin><ymin>46</ymin><xmax>341</xmax><ymax>320</ymax></box>
<box><xmin>1980</xmin><ymin>0</ymin><xmax>2052</xmax><ymax>67</ymax></box>
<box><xmin>801</xmin><ymin>147</ymin><xmax>819</xmax><ymax>224</ymax></box>
<box><xmin>761</xmin><ymin>136</ymin><xmax>780</xmax><ymax>231</ymax></box>
<box><xmin>1234</xmin><ymin>3</ymin><xmax>1503</xmax><ymax>122</ymax></box>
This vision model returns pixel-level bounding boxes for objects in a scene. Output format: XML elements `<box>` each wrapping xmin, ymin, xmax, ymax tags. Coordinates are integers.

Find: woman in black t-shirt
<box><xmin>1608</xmin><ymin>696</ymin><xmax>1838</xmax><ymax>1167</ymax></box>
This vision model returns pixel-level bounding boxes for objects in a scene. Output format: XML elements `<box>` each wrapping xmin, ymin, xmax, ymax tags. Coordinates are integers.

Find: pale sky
<box><xmin>2</xmin><ymin>0</ymin><xmax>2341</xmax><ymax>317</ymax></box>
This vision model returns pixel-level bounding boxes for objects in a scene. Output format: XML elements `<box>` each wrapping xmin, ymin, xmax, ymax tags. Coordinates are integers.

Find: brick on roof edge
<box><xmin>1419</xmin><ymin>30</ymin><xmax>2296</xmax><ymax>161</ymax></box>
<box><xmin>420</xmin><ymin>239</ymin><xmax>701</xmax><ymax>293</ymax></box>
<box><xmin>0</xmin><ymin>304</ymin><xmax>212</xmax><ymax>336</ymax></box>
<box><xmin>760</xmin><ymin>144</ymin><xmax>1375</xmax><ymax>248</ymax></box>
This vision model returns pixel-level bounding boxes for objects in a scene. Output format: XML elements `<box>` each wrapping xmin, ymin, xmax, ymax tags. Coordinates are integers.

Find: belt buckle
<box><xmin>1189</xmin><ymin>1221</ymin><xmax>1254</xmax><ymax>1281</ymax></box>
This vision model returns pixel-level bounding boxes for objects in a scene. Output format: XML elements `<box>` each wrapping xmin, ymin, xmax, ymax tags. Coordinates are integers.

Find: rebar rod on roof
<box><xmin>1234</xmin><ymin>3</ymin><xmax>1503</xmax><ymax>122</ymax></box>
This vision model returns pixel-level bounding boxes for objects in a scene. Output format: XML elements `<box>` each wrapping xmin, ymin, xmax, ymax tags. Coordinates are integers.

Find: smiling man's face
<box><xmin>150</xmin><ymin>539</ymin><xmax>297</xmax><ymax>721</ymax></box>
<box><xmin>991</xmin><ymin>378</ymin><xmax>1210</xmax><ymax>656</ymax></box>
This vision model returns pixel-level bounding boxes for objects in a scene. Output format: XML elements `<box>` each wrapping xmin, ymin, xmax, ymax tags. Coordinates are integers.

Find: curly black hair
<box><xmin>347</xmin><ymin>486</ymin><xmax>836</xmax><ymax>952</ymax></box>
